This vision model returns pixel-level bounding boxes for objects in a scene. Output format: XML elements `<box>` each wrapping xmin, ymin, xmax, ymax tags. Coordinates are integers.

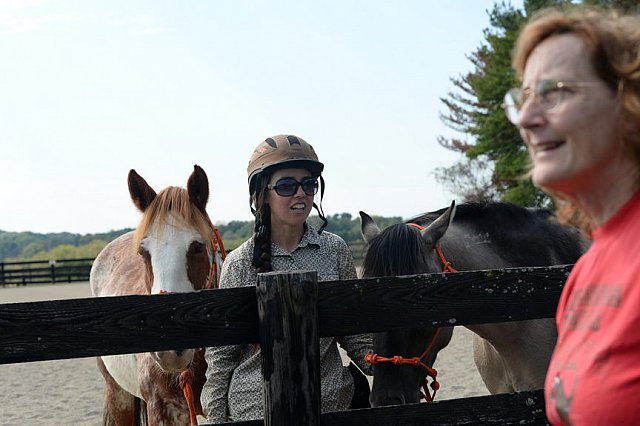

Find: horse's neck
<box><xmin>467</xmin><ymin>319</ymin><xmax>557</xmax><ymax>391</ymax></box>
<box><xmin>439</xmin><ymin>228</ymin><xmax>511</xmax><ymax>272</ymax></box>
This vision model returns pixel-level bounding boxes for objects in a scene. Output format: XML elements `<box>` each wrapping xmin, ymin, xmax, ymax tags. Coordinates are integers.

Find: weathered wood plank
<box><xmin>258</xmin><ymin>271</ymin><xmax>321</xmax><ymax>426</ymax></box>
<box><xmin>319</xmin><ymin>264</ymin><xmax>572</xmax><ymax>336</ymax></box>
<box><xmin>213</xmin><ymin>389</ymin><xmax>548</xmax><ymax>426</ymax></box>
<box><xmin>0</xmin><ymin>286</ymin><xmax>259</xmax><ymax>364</ymax></box>
<box><xmin>0</xmin><ymin>265</ymin><xmax>571</xmax><ymax>364</ymax></box>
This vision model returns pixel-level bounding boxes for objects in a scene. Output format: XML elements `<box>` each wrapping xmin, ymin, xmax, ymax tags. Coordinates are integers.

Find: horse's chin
<box><xmin>150</xmin><ymin>348</ymin><xmax>195</xmax><ymax>372</ymax></box>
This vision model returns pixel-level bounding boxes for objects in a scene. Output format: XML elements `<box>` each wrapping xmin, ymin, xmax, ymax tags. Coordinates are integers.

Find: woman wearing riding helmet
<box><xmin>201</xmin><ymin>134</ymin><xmax>372</xmax><ymax>423</ymax></box>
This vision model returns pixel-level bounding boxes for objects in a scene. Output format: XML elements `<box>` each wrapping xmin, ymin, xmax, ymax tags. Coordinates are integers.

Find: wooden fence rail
<box><xmin>0</xmin><ymin>264</ymin><xmax>569</xmax><ymax>424</ymax></box>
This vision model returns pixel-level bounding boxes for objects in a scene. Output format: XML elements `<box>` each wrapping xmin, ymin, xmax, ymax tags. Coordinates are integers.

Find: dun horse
<box><xmin>360</xmin><ymin>201</ymin><xmax>589</xmax><ymax>407</ymax></box>
<box><xmin>90</xmin><ymin>165</ymin><xmax>225</xmax><ymax>425</ymax></box>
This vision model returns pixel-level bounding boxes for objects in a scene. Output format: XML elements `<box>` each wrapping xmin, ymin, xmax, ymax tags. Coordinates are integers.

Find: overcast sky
<box><xmin>1</xmin><ymin>0</ymin><xmax>524</xmax><ymax>234</ymax></box>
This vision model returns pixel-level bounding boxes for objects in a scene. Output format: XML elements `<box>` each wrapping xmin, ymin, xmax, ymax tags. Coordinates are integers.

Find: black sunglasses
<box><xmin>267</xmin><ymin>177</ymin><xmax>319</xmax><ymax>197</ymax></box>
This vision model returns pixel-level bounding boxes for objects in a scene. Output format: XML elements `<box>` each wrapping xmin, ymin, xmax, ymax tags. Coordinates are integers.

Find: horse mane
<box><xmin>409</xmin><ymin>202</ymin><xmax>587</xmax><ymax>267</ymax></box>
<box><xmin>362</xmin><ymin>225</ymin><xmax>432</xmax><ymax>278</ymax></box>
<box><xmin>132</xmin><ymin>186</ymin><xmax>214</xmax><ymax>253</ymax></box>
<box><xmin>411</xmin><ymin>202</ymin><xmax>549</xmax><ymax>227</ymax></box>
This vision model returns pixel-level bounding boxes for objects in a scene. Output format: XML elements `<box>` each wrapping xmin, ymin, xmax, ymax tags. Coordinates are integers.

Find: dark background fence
<box><xmin>0</xmin><ymin>258</ymin><xmax>94</xmax><ymax>286</ymax></box>
<box><xmin>0</xmin><ymin>265</ymin><xmax>569</xmax><ymax>424</ymax></box>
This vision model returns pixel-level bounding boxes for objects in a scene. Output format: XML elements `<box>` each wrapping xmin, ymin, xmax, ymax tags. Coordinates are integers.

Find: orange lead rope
<box><xmin>179</xmin><ymin>370</ymin><xmax>198</xmax><ymax>426</ymax></box>
<box><xmin>365</xmin><ymin>222</ymin><xmax>457</xmax><ymax>402</ymax></box>
<box><xmin>365</xmin><ymin>328</ymin><xmax>442</xmax><ymax>402</ymax></box>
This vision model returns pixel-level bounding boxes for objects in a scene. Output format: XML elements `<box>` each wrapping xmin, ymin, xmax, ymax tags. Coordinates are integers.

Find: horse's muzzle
<box><xmin>151</xmin><ymin>348</ymin><xmax>195</xmax><ymax>372</ymax></box>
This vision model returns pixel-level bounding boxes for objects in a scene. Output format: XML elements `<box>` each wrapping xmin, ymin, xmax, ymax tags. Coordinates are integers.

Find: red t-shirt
<box><xmin>545</xmin><ymin>192</ymin><xmax>640</xmax><ymax>425</ymax></box>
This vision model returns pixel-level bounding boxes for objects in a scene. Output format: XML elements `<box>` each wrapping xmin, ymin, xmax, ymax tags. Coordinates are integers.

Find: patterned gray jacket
<box><xmin>200</xmin><ymin>224</ymin><xmax>373</xmax><ymax>423</ymax></box>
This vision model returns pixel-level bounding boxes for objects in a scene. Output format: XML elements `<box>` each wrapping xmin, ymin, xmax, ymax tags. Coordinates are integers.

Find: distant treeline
<box><xmin>0</xmin><ymin>213</ymin><xmax>403</xmax><ymax>263</ymax></box>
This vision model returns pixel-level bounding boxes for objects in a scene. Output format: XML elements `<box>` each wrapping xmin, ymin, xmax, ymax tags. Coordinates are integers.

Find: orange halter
<box><xmin>364</xmin><ymin>328</ymin><xmax>442</xmax><ymax>402</ymax></box>
<box><xmin>205</xmin><ymin>217</ymin><xmax>227</xmax><ymax>289</ymax></box>
<box><xmin>365</xmin><ymin>222</ymin><xmax>457</xmax><ymax>402</ymax></box>
<box><xmin>406</xmin><ymin>222</ymin><xmax>457</xmax><ymax>273</ymax></box>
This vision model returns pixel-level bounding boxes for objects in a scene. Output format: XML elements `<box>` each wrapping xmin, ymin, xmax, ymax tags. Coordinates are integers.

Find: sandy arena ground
<box><xmin>0</xmin><ymin>282</ymin><xmax>488</xmax><ymax>425</ymax></box>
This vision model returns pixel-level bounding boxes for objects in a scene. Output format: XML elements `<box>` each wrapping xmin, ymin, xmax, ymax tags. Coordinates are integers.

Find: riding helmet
<box><xmin>247</xmin><ymin>134</ymin><xmax>324</xmax><ymax>194</ymax></box>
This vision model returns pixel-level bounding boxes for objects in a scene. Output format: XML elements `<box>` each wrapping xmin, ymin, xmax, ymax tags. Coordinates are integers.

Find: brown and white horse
<box><xmin>90</xmin><ymin>165</ymin><xmax>225</xmax><ymax>425</ymax></box>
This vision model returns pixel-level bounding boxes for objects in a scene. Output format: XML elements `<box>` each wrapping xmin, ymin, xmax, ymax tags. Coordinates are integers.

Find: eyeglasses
<box><xmin>503</xmin><ymin>80</ymin><xmax>603</xmax><ymax>125</ymax></box>
<box><xmin>267</xmin><ymin>177</ymin><xmax>319</xmax><ymax>197</ymax></box>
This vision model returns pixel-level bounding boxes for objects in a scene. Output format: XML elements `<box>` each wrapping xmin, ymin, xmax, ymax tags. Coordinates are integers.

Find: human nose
<box><xmin>293</xmin><ymin>183</ymin><xmax>306</xmax><ymax>197</ymax></box>
<box><xmin>517</xmin><ymin>96</ymin><xmax>546</xmax><ymax>129</ymax></box>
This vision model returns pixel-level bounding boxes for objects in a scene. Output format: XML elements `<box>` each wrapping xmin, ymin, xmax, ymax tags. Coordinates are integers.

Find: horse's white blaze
<box><xmin>143</xmin><ymin>214</ymin><xmax>203</xmax><ymax>294</ymax></box>
<box><xmin>102</xmin><ymin>354</ymin><xmax>143</xmax><ymax>399</ymax></box>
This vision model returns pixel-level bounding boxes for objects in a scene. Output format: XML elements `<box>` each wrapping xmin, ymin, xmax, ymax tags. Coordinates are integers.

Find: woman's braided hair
<box><xmin>251</xmin><ymin>174</ymin><xmax>273</xmax><ymax>273</ymax></box>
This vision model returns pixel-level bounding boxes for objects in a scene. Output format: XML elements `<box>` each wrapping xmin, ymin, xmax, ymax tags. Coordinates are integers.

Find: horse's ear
<box><xmin>128</xmin><ymin>169</ymin><xmax>157</xmax><ymax>213</ymax></box>
<box><xmin>360</xmin><ymin>211</ymin><xmax>381</xmax><ymax>243</ymax></box>
<box><xmin>187</xmin><ymin>164</ymin><xmax>209</xmax><ymax>213</ymax></box>
<box><xmin>421</xmin><ymin>200</ymin><xmax>456</xmax><ymax>247</ymax></box>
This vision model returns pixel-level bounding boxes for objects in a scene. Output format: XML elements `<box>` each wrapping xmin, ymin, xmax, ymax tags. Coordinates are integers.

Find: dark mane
<box><xmin>366</xmin><ymin>202</ymin><xmax>587</xmax><ymax>275</ymax></box>
<box><xmin>362</xmin><ymin>224</ymin><xmax>432</xmax><ymax>278</ymax></box>
<box><xmin>410</xmin><ymin>202</ymin><xmax>551</xmax><ymax>229</ymax></box>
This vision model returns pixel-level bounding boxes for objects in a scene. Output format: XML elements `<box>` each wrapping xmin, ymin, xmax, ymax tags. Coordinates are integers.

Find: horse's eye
<box><xmin>190</xmin><ymin>241</ymin><xmax>206</xmax><ymax>254</ymax></box>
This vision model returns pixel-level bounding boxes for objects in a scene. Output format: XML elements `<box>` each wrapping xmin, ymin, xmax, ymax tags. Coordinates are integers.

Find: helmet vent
<box><xmin>265</xmin><ymin>138</ymin><xmax>277</xmax><ymax>148</ymax></box>
<box><xmin>287</xmin><ymin>135</ymin><xmax>301</xmax><ymax>146</ymax></box>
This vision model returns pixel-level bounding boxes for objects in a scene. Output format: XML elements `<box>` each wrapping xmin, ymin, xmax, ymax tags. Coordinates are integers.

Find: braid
<box><xmin>251</xmin><ymin>175</ymin><xmax>273</xmax><ymax>273</ymax></box>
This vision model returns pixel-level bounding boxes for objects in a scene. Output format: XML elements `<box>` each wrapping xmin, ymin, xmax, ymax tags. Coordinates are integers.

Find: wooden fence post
<box><xmin>49</xmin><ymin>260</ymin><xmax>56</xmax><ymax>284</ymax></box>
<box><xmin>257</xmin><ymin>270</ymin><xmax>321</xmax><ymax>426</ymax></box>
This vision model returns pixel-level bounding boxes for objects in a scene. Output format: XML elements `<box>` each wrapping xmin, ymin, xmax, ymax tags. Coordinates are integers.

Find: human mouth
<box><xmin>532</xmin><ymin>140</ymin><xmax>565</xmax><ymax>154</ymax></box>
<box><xmin>291</xmin><ymin>203</ymin><xmax>306</xmax><ymax>210</ymax></box>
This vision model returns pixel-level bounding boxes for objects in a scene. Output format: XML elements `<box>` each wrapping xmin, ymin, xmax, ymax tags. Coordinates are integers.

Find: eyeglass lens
<box><xmin>271</xmin><ymin>177</ymin><xmax>318</xmax><ymax>196</ymax></box>
<box><xmin>503</xmin><ymin>80</ymin><xmax>567</xmax><ymax>124</ymax></box>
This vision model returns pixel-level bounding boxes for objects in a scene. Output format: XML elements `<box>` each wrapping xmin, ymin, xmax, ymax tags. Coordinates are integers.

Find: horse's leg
<box><xmin>138</xmin><ymin>354</ymin><xmax>191</xmax><ymax>425</ymax></box>
<box><xmin>472</xmin><ymin>334</ymin><xmax>512</xmax><ymax>394</ymax></box>
<box><xmin>97</xmin><ymin>357</ymin><xmax>144</xmax><ymax>426</ymax></box>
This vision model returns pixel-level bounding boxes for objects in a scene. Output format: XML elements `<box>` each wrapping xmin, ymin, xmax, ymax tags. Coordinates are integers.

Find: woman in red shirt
<box><xmin>504</xmin><ymin>6</ymin><xmax>640</xmax><ymax>425</ymax></box>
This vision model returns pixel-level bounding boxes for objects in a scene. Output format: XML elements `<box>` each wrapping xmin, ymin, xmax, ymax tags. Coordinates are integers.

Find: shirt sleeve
<box><xmin>200</xmin><ymin>257</ymin><xmax>246</xmax><ymax>423</ymax></box>
<box><xmin>335</xmin><ymin>237</ymin><xmax>374</xmax><ymax>375</ymax></box>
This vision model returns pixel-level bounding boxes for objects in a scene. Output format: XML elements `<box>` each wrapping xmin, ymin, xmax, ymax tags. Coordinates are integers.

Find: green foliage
<box><xmin>218</xmin><ymin>220</ymin><xmax>255</xmax><ymax>251</ymax></box>
<box><xmin>437</xmin><ymin>1</ymin><xmax>547</xmax><ymax>206</ymax></box>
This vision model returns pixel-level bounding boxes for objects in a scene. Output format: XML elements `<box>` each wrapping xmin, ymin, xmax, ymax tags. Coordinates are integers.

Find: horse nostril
<box><xmin>174</xmin><ymin>350</ymin><xmax>183</xmax><ymax>357</ymax></box>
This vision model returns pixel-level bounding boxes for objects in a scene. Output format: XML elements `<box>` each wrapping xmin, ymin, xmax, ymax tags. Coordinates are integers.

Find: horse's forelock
<box><xmin>363</xmin><ymin>224</ymin><xmax>432</xmax><ymax>278</ymax></box>
<box><xmin>133</xmin><ymin>186</ymin><xmax>213</xmax><ymax>252</ymax></box>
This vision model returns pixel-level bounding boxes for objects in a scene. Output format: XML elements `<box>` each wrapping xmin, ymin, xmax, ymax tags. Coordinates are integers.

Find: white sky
<box><xmin>0</xmin><ymin>0</ymin><xmax>523</xmax><ymax>234</ymax></box>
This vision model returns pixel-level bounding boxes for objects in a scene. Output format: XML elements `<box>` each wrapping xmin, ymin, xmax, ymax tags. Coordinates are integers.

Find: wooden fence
<box><xmin>0</xmin><ymin>265</ymin><xmax>570</xmax><ymax>425</ymax></box>
<box><xmin>0</xmin><ymin>258</ymin><xmax>94</xmax><ymax>286</ymax></box>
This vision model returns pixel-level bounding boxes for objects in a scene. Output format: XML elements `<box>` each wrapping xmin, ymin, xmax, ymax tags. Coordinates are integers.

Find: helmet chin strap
<box><xmin>313</xmin><ymin>175</ymin><xmax>327</xmax><ymax>234</ymax></box>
